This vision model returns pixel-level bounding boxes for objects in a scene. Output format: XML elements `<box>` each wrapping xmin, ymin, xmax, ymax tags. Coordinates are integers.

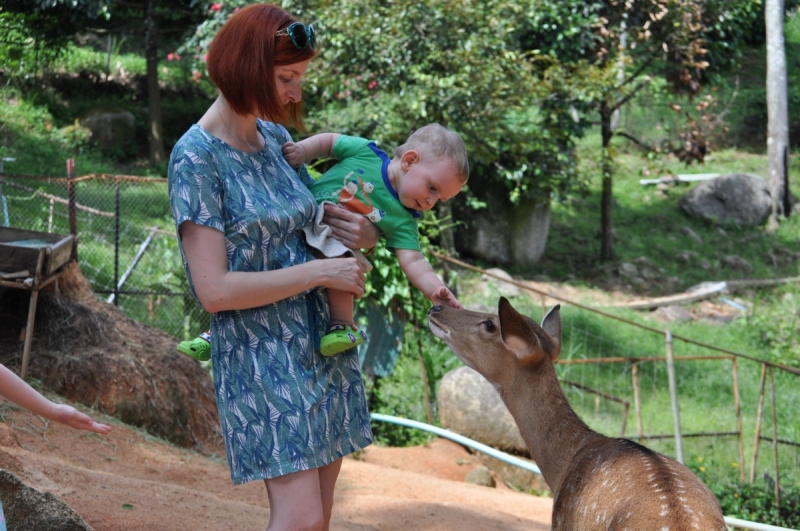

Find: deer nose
<box><xmin>428</xmin><ymin>305</ymin><xmax>443</xmax><ymax>315</ymax></box>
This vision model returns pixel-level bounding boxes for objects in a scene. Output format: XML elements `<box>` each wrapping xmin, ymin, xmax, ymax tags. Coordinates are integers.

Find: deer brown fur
<box><xmin>428</xmin><ymin>297</ymin><xmax>727</xmax><ymax>531</ymax></box>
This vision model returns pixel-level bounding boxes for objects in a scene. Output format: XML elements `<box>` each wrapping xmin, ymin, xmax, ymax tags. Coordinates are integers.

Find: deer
<box><xmin>428</xmin><ymin>297</ymin><xmax>727</xmax><ymax>531</ymax></box>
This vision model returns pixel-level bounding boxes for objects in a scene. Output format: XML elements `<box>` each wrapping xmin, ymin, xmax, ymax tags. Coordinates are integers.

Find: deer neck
<box><xmin>499</xmin><ymin>360</ymin><xmax>602</xmax><ymax>491</ymax></box>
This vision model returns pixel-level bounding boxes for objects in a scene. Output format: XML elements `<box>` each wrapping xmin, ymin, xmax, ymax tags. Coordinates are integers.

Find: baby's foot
<box><xmin>177</xmin><ymin>331</ymin><xmax>211</xmax><ymax>361</ymax></box>
<box><xmin>320</xmin><ymin>324</ymin><xmax>367</xmax><ymax>357</ymax></box>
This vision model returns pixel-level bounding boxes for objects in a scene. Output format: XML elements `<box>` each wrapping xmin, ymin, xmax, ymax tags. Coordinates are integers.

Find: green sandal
<box><xmin>320</xmin><ymin>325</ymin><xmax>367</xmax><ymax>357</ymax></box>
<box><xmin>177</xmin><ymin>332</ymin><xmax>211</xmax><ymax>362</ymax></box>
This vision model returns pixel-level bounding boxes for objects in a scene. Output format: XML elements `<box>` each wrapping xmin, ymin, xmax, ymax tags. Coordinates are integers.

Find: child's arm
<box><xmin>0</xmin><ymin>364</ymin><xmax>111</xmax><ymax>434</ymax></box>
<box><xmin>282</xmin><ymin>133</ymin><xmax>341</xmax><ymax>168</ymax></box>
<box><xmin>395</xmin><ymin>249</ymin><xmax>462</xmax><ymax>309</ymax></box>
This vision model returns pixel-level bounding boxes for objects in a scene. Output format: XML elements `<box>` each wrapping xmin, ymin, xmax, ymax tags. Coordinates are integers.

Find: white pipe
<box><xmin>368</xmin><ymin>413</ymin><xmax>798</xmax><ymax>531</ymax></box>
<box><xmin>369</xmin><ymin>413</ymin><xmax>541</xmax><ymax>475</ymax></box>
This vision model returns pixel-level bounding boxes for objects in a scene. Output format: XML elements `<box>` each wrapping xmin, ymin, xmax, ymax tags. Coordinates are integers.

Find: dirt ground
<box><xmin>0</xmin><ymin>400</ymin><xmax>552</xmax><ymax>530</ymax></box>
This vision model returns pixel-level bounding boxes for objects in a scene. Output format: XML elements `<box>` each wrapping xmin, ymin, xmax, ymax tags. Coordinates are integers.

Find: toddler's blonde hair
<box><xmin>395</xmin><ymin>123</ymin><xmax>469</xmax><ymax>183</ymax></box>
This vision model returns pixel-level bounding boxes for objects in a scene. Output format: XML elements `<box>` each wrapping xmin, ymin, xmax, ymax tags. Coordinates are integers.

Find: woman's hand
<box><xmin>322</xmin><ymin>203</ymin><xmax>380</xmax><ymax>251</ymax></box>
<box><xmin>52</xmin><ymin>404</ymin><xmax>113</xmax><ymax>434</ymax></box>
<box><xmin>315</xmin><ymin>257</ymin><xmax>366</xmax><ymax>298</ymax></box>
<box><xmin>282</xmin><ymin>141</ymin><xmax>306</xmax><ymax>168</ymax></box>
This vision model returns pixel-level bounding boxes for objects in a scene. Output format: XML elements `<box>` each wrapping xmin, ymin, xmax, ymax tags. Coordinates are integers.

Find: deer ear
<box><xmin>498</xmin><ymin>297</ymin><xmax>540</xmax><ymax>362</ymax></box>
<box><xmin>541</xmin><ymin>304</ymin><xmax>562</xmax><ymax>361</ymax></box>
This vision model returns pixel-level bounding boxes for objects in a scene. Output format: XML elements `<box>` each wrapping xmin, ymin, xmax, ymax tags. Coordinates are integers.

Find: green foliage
<box><xmin>711</xmin><ymin>481</ymin><xmax>800</xmax><ymax>528</ymax></box>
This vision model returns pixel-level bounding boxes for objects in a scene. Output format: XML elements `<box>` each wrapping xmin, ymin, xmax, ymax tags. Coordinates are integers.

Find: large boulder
<box><xmin>78</xmin><ymin>107</ymin><xmax>136</xmax><ymax>151</ymax></box>
<box><xmin>0</xmin><ymin>469</ymin><xmax>94</xmax><ymax>531</ymax></box>
<box><xmin>678</xmin><ymin>173</ymin><xmax>772</xmax><ymax>227</ymax></box>
<box><xmin>438</xmin><ymin>366</ymin><xmax>528</xmax><ymax>455</ymax></box>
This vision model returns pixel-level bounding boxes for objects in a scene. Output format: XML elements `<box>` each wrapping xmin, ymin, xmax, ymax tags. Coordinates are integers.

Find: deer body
<box><xmin>428</xmin><ymin>298</ymin><xmax>727</xmax><ymax>531</ymax></box>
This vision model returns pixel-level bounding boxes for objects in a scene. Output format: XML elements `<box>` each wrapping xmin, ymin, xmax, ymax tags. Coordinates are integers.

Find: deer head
<box><xmin>428</xmin><ymin>297</ymin><xmax>562</xmax><ymax>388</ymax></box>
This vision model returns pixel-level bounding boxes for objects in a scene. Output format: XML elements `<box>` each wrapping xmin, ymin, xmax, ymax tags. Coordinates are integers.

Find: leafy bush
<box><xmin>711</xmin><ymin>481</ymin><xmax>800</xmax><ymax>528</ymax></box>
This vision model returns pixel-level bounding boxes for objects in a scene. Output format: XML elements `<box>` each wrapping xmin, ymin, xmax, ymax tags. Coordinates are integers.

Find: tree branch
<box><xmin>611</xmin><ymin>76</ymin><xmax>652</xmax><ymax>112</ymax></box>
<box><xmin>614</xmin><ymin>131</ymin><xmax>657</xmax><ymax>153</ymax></box>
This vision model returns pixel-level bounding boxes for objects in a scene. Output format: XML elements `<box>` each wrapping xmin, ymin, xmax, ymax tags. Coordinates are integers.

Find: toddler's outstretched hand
<box><xmin>430</xmin><ymin>286</ymin><xmax>462</xmax><ymax>309</ymax></box>
<box><xmin>53</xmin><ymin>404</ymin><xmax>112</xmax><ymax>435</ymax></box>
<box><xmin>282</xmin><ymin>142</ymin><xmax>306</xmax><ymax>168</ymax></box>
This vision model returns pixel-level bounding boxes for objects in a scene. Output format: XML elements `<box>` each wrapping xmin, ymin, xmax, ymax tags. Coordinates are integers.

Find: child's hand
<box><xmin>282</xmin><ymin>142</ymin><xmax>306</xmax><ymax>168</ymax></box>
<box><xmin>430</xmin><ymin>286</ymin><xmax>463</xmax><ymax>309</ymax></box>
<box><xmin>53</xmin><ymin>404</ymin><xmax>112</xmax><ymax>435</ymax></box>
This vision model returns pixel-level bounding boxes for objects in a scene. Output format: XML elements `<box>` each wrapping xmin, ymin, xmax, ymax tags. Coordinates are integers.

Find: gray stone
<box><xmin>464</xmin><ymin>465</ymin><xmax>496</xmax><ymax>487</ymax></box>
<box><xmin>511</xmin><ymin>199</ymin><xmax>551</xmax><ymax>266</ymax></box>
<box><xmin>655</xmin><ymin>305</ymin><xmax>693</xmax><ymax>323</ymax></box>
<box><xmin>678</xmin><ymin>173</ymin><xmax>772</xmax><ymax>227</ymax></box>
<box><xmin>481</xmin><ymin>268</ymin><xmax>522</xmax><ymax>298</ymax></box>
<box><xmin>0</xmin><ymin>469</ymin><xmax>94</xmax><ymax>531</ymax></box>
<box><xmin>78</xmin><ymin>107</ymin><xmax>136</xmax><ymax>151</ymax></box>
<box><xmin>721</xmin><ymin>255</ymin><xmax>753</xmax><ymax>272</ymax></box>
<box><xmin>438</xmin><ymin>367</ymin><xmax>527</xmax><ymax>455</ymax></box>
<box><xmin>618</xmin><ymin>262</ymin><xmax>639</xmax><ymax>278</ymax></box>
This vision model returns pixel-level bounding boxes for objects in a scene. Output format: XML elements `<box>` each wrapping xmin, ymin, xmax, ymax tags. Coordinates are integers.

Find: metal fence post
<box><xmin>113</xmin><ymin>178</ymin><xmax>121</xmax><ymax>306</ymax></box>
<box><xmin>665</xmin><ymin>329</ymin><xmax>684</xmax><ymax>464</ymax></box>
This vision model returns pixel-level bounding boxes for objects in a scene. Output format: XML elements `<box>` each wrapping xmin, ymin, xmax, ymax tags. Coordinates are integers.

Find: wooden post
<box><xmin>20</xmin><ymin>248</ymin><xmax>45</xmax><ymax>380</ymax></box>
<box><xmin>749</xmin><ymin>363</ymin><xmax>768</xmax><ymax>483</ymax></box>
<box><xmin>665</xmin><ymin>329</ymin><xmax>684</xmax><ymax>464</ymax></box>
<box><xmin>66</xmin><ymin>159</ymin><xmax>76</xmax><ymax>235</ymax></box>
<box><xmin>731</xmin><ymin>357</ymin><xmax>746</xmax><ymax>483</ymax></box>
<box><xmin>66</xmin><ymin>158</ymin><xmax>77</xmax><ymax>260</ymax></box>
<box><xmin>632</xmin><ymin>362</ymin><xmax>644</xmax><ymax>443</ymax></box>
<box><xmin>769</xmin><ymin>367</ymin><xmax>780</xmax><ymax>507</ymax></box>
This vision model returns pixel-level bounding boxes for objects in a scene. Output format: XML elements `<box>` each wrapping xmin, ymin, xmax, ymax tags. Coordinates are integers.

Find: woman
<box><xmin>167</xmin><ymin>5</ymin><xmax>377</xmax><ymax>530</ymax></box>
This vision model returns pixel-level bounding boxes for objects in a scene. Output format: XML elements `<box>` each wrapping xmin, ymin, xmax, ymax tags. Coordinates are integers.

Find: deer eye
<box><xmin>482</xmin><ymin>320</ymin><xmax>496</xmax><ymax>333</ymax></box>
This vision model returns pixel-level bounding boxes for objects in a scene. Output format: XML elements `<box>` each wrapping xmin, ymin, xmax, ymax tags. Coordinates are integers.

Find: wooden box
<box><xmin>0</xmin><ymin>226</ymin><xmax>75</xmax><ymax>278</ymax></box>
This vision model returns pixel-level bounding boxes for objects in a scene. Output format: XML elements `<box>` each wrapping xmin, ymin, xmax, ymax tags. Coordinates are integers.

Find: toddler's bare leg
<box><xmin>328</xmin><ymin>288</ymin><xmax>354</xmax><ymax>327</ymax></box>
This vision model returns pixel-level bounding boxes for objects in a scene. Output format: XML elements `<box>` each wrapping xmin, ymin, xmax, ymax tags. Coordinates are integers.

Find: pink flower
<box><xmin>234</xmin><ymin>7</ymin><xmax>239</xmax><ymax>12</ymax></box>
<box><xmin>210</xmin><ymin>3</ymin><xmax>221</xmax><ymax>12</ymax></box>
<box><xmin>167</xmin><ymin>53</ymin><xmax>175</xmax><ymax>61</ymax></box>
<box><xmin>356</xmin><ymin>75</ymin><xmax>362</xmax><ymax>81</ymax></box>
<box><xmin>202</xmin><ymin>53</ymin><xmax>208</xmax><ymax>62</ymax></box>
<box><xmin>368</xmin><ymin>80</ymin><xmax>377</xmax><ymax>90</ymax></box>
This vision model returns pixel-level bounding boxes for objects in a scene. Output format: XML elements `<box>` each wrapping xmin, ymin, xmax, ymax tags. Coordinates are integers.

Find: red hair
<box><xmin>206</xmin><ymin>4</ymin><xmax>317</xmax><ymax>128</ymax></box>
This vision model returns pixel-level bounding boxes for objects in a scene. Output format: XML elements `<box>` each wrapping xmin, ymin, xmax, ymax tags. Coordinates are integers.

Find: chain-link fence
<box><xmin>0</xmin><ymin>170</ymin><xmax>208</xmax><ymax>342</ymax></box>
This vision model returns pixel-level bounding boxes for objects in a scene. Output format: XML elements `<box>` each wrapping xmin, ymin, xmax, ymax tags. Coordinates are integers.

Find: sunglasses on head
<box><xmin>276</xmin><ymin>22</ymin><xmax>316</xmax><ymax>50</ymax></box>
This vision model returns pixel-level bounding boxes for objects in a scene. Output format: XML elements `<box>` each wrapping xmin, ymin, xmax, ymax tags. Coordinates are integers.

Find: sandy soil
<box><xmin>0</xmin><ymin>399</ymin><xmax>552</xmax><ymax>530</ymax></box>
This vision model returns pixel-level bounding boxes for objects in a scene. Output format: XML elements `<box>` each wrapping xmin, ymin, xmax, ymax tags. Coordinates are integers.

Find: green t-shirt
<box><xmin>309</xmin><ymin>135</ymin><xmax>421</xmax><ymax>251</ymax></box>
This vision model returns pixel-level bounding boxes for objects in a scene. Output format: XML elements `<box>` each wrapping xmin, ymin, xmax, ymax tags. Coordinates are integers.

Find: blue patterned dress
<box><xmin>168</xmin><ymin>121</ymin><xmax>373</xmax><ymax>484</ymax></box>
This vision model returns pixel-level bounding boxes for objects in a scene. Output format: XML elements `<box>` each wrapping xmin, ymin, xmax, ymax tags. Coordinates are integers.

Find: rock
<box><xmin>438</xmin><ymin>367</ymin><xmax>527</xmax><ymax>455</ymax></box>
<box><xmin>678</xmin><ymin>173</ymin><xmax>772</xmax><ymax>227</ymax></box>
<box><xmin>655</xmin><ymin>305</ymin><xmax>693</xmax><ymax>324</ymax></box>
<box><xmin>618</xmin><ymin>262</ymin><xmax>639</xmax><ymax>279</ymax></box>
<box><xmin>481</xmin><ymin>268</ymin><xmax>522</xmax><ymax>298</ymax></box>
<box><xmin>78</xmin><ymin>107</ymin><xmax>136</xmax><ymax>152</ymax></box>
<box><xmin>721</xmin><ymin>255</ymin><xmax>753</xmax><ymax>273</ymax></box>
<box><xmin>675</xmin><ymin>250</ymin><xmax>697</xmax><ymax>263</ymax></box>
<box><xmin>464</xmin><ymin>465</ymin><xmax>496</xmax><ymax>488</ymax></box>
<box><xmin>510</xmin><ymin>199</ymin><xmax>551</xmax><ymax>266</ymax></box>
<box><xmin>0</xmin><ymin>469</ymin><xmax>94</xmax><ymax>530</ymax></box>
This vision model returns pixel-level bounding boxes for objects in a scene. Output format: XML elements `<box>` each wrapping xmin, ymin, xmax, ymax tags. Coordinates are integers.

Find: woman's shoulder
<box><xmin>169</xmin><ymin>125</ymin><xmax>223</xmax><ymax>167</ymax></box>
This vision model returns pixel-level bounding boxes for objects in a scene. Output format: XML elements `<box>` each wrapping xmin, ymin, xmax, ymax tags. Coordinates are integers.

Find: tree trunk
<box><xmin>766</xmin><ymin>0</ymin><xmax>790</xmax><ymax>231</ymax></box>
<box><xmin>600</xmin><ymin>102</ymin><xmax>615</xmax><ymax>261</ymax></box>
<box><xmin>145</xmin><ymin>0</ymin><xmax>166</xmax><ymax>166</ymax></box>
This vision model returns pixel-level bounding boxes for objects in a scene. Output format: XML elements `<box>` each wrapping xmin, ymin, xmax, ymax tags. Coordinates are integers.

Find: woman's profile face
<box><xmin>274</xmin><ymin>60</ymin><xmax>311</xmax><ymax>106</ymax></box>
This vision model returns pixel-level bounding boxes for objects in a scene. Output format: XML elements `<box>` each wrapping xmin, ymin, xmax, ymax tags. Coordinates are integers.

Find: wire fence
<box><xmin>0</xmin><ymin>168</ymin><xmax>208</xmax><ymax>341</ymax></box>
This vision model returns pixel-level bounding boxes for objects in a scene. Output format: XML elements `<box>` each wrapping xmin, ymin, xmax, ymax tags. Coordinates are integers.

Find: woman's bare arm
<box><xmin>180</xmin><ymin>221</ymin><xmax>366</xmax><ymax>313</ymax></box>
